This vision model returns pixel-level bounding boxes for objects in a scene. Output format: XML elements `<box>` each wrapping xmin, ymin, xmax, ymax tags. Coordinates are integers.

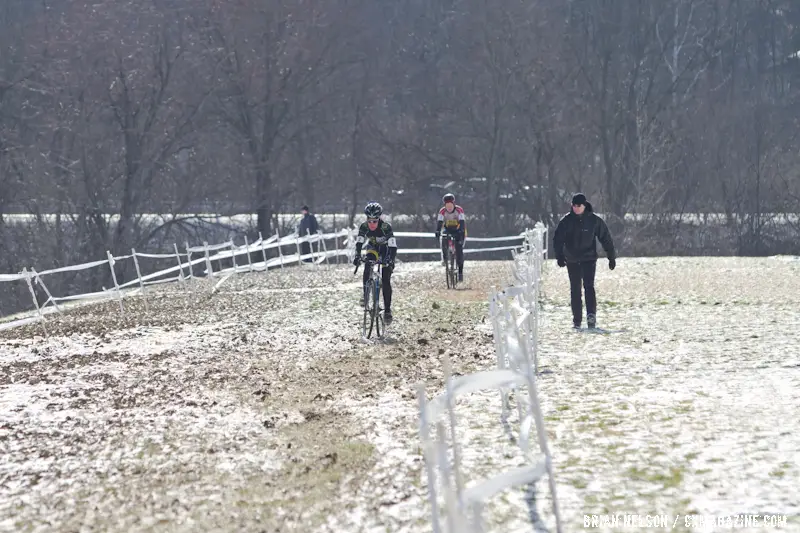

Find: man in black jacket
<box><xmin>298</xmin><ymin>206</ymin><xmax>319</xmax><ymax>263</ymax></box>
<box><xmin>553</xmin><ymin>193</ymin><xmax>616</xmax><ymax>329</ymax></box>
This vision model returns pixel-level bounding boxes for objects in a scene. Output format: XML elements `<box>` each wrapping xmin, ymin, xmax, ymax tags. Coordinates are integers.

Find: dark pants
<box><xmin>440</xmin><ymin>232</ymin><xmax>465</xmax><ymax>274</ymax></box>
<box><xmin>567</xmin><ymin>260</ymin><xmax>597</xmax><ymax>325</ymax></box>
<box><xmin>361</xmin><ymin>245</ymin><xmax>393</xmax><ymax>312</ymax></box>
<box><xmin>300</xmin><ymin>241</ymin><xmax>313</xmax><ymax>263</ymax></box>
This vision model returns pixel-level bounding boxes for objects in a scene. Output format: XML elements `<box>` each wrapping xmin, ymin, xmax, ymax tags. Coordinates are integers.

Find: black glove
<box><xmin>557</xmin><ymin>257</ymin><xmax>566</xmax><ymax>268</ymax></box>
<box><xmin>353</xmin><ymin>256</ymin><xmax>361</xmax><ymax>267</ymax></box>
<box><xmin>609</xmin><ymin>258</ymin><xmax>616</xmax><ymax>270</ymax></box>
<box><xmin>435</xmin><ymin>231</ymin><xmax>440</xmax><ymax>240</ymax></box>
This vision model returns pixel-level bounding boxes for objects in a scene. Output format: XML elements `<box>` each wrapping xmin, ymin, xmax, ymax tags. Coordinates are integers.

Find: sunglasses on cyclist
<box><xmin>367</xmin><ymin>218</ymin><xmax>379</xmax><ymax>224</ymax></box>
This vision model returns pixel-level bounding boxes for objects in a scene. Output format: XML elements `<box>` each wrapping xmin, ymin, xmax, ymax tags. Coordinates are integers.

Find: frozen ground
<box><xmin>1</xmin><ymin>257</ymin><xmax>799</xmax><ymax>532</ymax></box>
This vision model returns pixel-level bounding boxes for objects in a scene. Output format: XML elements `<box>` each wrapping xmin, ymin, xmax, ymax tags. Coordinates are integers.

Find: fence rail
<box><xmin>417</xmin><ymin>224</ymin><xmax>562</xmax><ymax>533</ymax></box>
<box><xmin>0</xmin><ymin>227</ymin><xmax>529</xmax><ymax>333</ymax></box>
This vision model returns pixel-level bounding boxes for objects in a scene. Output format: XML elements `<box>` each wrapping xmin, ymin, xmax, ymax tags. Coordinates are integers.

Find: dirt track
<box><xmin>1</xmin><ymin>258</ymin><xmax>799</xmax><ymax>532</ymax></box>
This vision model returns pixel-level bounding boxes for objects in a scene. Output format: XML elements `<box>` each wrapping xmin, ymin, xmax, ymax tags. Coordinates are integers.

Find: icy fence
<box><xmin>0</xmin><ymin>227</ymin><xmax>528</xmax><ymax>333</ymax></box>
<box><xmin>416</xmin><ymin>224</ymin><xmax>563</xmax><ymax>533</ymax></box>
<box><xmin>6</xmin><ymin>211</ymin><xmax>799</xmax><ymax>227</ymax></box>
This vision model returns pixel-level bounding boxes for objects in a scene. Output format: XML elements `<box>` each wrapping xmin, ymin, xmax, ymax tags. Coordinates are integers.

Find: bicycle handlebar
<box><xmin>353</xmin><ymin>255</ymin><xmax>390</xmax><ymax>275</ymax></box>
<box><xmin>439</xmin><ymin>232</ymin><xmax>462</xmax><ymax>242</ymax></box>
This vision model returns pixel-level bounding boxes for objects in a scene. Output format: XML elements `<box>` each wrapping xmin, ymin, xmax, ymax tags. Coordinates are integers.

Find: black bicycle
<box><xmin>354</xmin><ymin>254</ymin><xmax>386</xmax><ymax>339</ymax></box>
<box><xmin>441</xmin><ymin>233</ymin><xmax>458</xmax><ymax>289</ymax></box>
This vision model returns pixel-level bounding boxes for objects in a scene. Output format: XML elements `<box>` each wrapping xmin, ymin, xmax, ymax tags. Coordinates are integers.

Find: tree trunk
<box><xmin>256</xmin><ymin>169</ymin><xmax>273</xmax><ymax>237</ymax></box>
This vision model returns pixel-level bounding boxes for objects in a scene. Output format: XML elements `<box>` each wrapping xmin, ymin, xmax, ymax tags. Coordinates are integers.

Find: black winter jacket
<box><xmin>298</xmin><ymin>213</ymin><xmax>319</xmax><ymax>236</ymax></box>
<box><xmin>553</xmin><ymin>202</ymin><xmax>616</xmax><ymax>263</ymax></box>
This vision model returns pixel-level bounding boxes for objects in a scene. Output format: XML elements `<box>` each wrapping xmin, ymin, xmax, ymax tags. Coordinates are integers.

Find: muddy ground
<box><xmin>1</xmin><ymin>257</ymin><xmax>799</xmax><ymax>532</ymax></box>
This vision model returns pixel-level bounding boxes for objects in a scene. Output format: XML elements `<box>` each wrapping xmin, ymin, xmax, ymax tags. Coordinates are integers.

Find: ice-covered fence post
<box><xmin>185</xmin><ymin>243</ymin><xmax>197</xmax><ymax>300</ymax></box>
<box><xmin>131</xmin><ymin>248</ymin><xmax>149</xmax><ymax>312</ymax></box>
<box><xmin>185</xmin><ymin>241</ymin><xmax>193</xmax><ymax>279</ymax></box>
<box><xmin>522</xmin><ymin>230</ymin><xmax>538</xmax><ymax>374</ymax></box>
<box><xmin>542</xmin><ymin>222</ymin><xmax>549</xmax><ymax>260</ymax></box>
<box><xmin>344</xmin><ymin>227</ymin><xmax>357</xmax><ymax>263</ymax></box>
<box><xmin>244</xmin><ymin>235</ymin><xmax>253</xmax><ymax>272</ymax></box>
<box><xmin>333</xmin><ymin>214</ymin><xmax>339</xmax><ymax>264</ymax></box>
<box><xmin>502</xmin><ymin>293</ymin><xmax>525</xmax><ymax>422</ymax></box>
<box><xmin>435</xmin><ymin>422</ymin><xmax>464</xmax><ymax>533</ymax></box>
<box><xmin>204</xmin><ymin>242</ymin><xmax>214</xmax><ymax>278</ymax></box>
<box><xmin>516</xmin><ymin>310</ymin><xmax>562</xmax><ymax>532</ymax></box>
<box><xmin>489</xmin><ymin>287</ymin><xmax>510</xmax><ymax>415</ymax></box>
<box><xmin>173</xmin><ymin>243</ymin><xmax>185</xmax><ymax>289</ymax></box>
<box><xmin>308</xmin><ymin>229</ymin><xmax>319</xmax><ymax>268</ymax></box>
<box><xmin>23</xmin><ymin>268</ymin><xmax>48</xmax><ymax>336</ymax></box>
<box><xmin>296</xmin><ymin>231</ymin><xmax>303</xmax><ymax>266</ymax></box>
<box><xmin>229</xmin><ymin>240</ymin><xmax>237</xmax><ymax>273</ymax></box>
<box><xmin>532</xmin><ymin>226</ymin><xmax>545</xmax><ymax>371</ymax></box>
<box><xmin>32</xmin><ymin>269</ymin><xmax>61</xmax><ymax>314</ymax></box>
<box><xmin>442</xmin><ymin>355</ymin><xmax>465</xmax><ymax>508</ymax></box>
<box><xmin>416</xmin><ymin>383</ymin><xmax>443</xmax><ymax>533</ymax></box>
<box><xmin>532</xmin><ymin>224</ymin><xmax>547</xmax><ymax>325</ymax></box>
<box><xmin>318</xmin><ymin>230</ymin><xmax>330</xmax><ymax>268</ymax></box>
<box><xmin>531</xmin><ymin>248</ymin><xmax>540</xmax><ymax>374</ymax></box>
<box><xmin>276</xmin><ymin>230</ymin><xmax>284</xmax><ymax>269</ymax></box>
<box><xmin>106</xmin><ymin>251</ymin><xmax>124</xmax><ymax>314</ymax></box>
<box><xmin>259</xmin><ymin>232</ymin><xmax>268</xmax><ymax>272</ymax></box>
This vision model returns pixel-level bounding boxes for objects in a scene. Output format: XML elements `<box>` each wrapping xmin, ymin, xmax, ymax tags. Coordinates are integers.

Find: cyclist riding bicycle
<box><xmin>353</xmin><ymin>202</ymin><xmax>398</xmax><ymax>324</ymax></box>
<box><xmin>435</xmin><ymin>193</ymin><xmax>466</xmax><ymax>282</ymax></box>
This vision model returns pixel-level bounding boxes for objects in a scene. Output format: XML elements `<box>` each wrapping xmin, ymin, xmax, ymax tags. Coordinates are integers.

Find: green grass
<box><xmin>769</xmin><ymin>467</ymin><xmax>787</xmax><ymax>478</ymax></box>
<box><xmin>570</xmin><ymin>478</ymin><xmax>589</xmax><ymax>489</ymax></box>
<box><xmin>627</xmin><ymin>465</ymin><xmax>685</xmax><ymax>489</ymax></box>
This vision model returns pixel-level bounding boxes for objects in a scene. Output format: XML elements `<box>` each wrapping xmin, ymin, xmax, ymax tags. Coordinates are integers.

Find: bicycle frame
<box><xmin>355</xmin><ymin>255</ymin><xmax>385</xmax><ymax>338</ymax></box>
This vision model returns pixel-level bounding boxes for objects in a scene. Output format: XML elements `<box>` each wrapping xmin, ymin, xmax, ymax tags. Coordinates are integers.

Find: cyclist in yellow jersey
<box><xmin>434</xmin><ymin>193</ymin><xmax>466</xmax><ymax>282</ymax></box>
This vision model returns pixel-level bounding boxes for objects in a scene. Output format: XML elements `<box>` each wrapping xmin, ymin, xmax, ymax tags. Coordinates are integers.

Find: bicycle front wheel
<box><xmin>447</xmin><ymin>245</ymin><xmax>457</xmax><ymax>289</ymax></box>
<box><xmin>373</xmin><ymin>279</ymin><xmax>383</xmax><ymax>338</ymax></box>
<box><xmin>445</xmin><ymin>245</ymin><xmax>453</xmax><ymax>289</ymax></box>
<box><xmin>362</xmin><ymin>284</ymin><xmax>374</xmax><ymax>338</ymax></box>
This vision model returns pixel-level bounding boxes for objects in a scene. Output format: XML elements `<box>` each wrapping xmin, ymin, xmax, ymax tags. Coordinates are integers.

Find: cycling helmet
<box><xmin>442</xmin><ymin>193</ymin><xmax>455</xmax><ymax>204</ymax></box>
<box><xmin>364</xmin><ymin>202</ymin><xmax>383</xmax><ymax>219</ymax></box>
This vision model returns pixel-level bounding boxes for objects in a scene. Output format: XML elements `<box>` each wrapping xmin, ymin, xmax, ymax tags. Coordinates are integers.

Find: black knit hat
<box><xmin>571</xmin><ymin>193</ymin><xmax>587</xmax><ymax>206</ymax></box>
<box><xmin>301</xmin><ymin>205</ymin><xmax>309</xmax><ymax>211</ymax></box>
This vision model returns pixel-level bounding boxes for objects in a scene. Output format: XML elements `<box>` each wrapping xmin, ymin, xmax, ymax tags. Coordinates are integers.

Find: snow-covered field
<box><xmin>1</xmin><ymin>257</ymin><xmax>799</xmax><ymax>532</ymax></box>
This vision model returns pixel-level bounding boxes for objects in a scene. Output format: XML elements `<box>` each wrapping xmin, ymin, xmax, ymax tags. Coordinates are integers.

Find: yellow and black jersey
<box><xmin>436</xmin><ymin>205</ymin><xmax>467</xmax><ymax>235</ymax></box>
<box><xmin>356</xmin><ymin>221</ymin><xmax>397</xmax><ymax>248</ymax></box>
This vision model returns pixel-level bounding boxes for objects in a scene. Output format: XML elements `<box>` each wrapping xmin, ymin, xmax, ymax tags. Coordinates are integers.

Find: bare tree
<box><xmin>192</xmin><ymin>0</ymin><xmax>362</xmax><ymax>237</ymax></box>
